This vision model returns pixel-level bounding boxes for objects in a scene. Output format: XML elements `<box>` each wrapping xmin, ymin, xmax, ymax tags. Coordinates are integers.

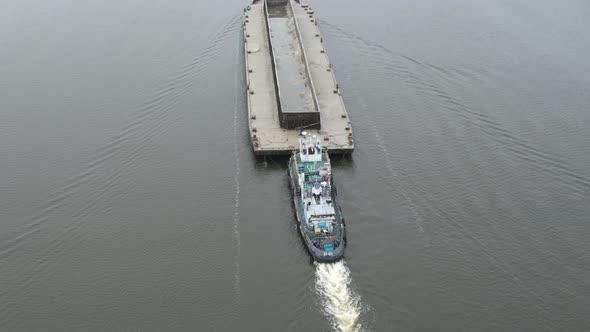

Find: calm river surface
<box><xmin>1</xmin><ymin>0</ymin><xmax>590</xmax><ymax>331</ymax></box>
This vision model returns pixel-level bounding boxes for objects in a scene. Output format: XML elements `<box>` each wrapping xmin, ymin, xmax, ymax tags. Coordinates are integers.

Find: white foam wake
<box><xmin>315</xmin><ymin>261</ymin><xmax>363</xmax><ymax>332</ymax></box>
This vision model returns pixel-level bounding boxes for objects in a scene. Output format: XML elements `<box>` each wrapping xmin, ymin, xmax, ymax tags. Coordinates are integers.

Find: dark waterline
<box><xmin>1</xmin><ymin>0</ymin><xmax>589</xmax><ymax>331</ymax></box>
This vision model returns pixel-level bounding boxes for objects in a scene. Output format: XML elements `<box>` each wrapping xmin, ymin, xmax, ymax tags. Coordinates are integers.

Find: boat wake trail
<box><xmin>314</xmin><ymin>261</ymin><xmax>364</xmax><ymax>332</ymax></box>
<box><xmin>232</xmin><ymin>103</ymin><xmax>241</xmax><ymax>295</ymax></box>
<box><xmin>233</xmin><ymin>68</ymin><xmax>242</xmax><ymax>296</ymax></box>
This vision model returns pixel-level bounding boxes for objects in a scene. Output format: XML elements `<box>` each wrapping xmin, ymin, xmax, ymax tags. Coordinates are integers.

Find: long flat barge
<box><xmin>243</xmin><ymin>0</ymin><xmax>354</xmax><ymax>155</ymax></box>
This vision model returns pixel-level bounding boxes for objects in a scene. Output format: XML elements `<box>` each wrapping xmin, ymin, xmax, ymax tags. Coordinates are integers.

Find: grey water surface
<box><xmin>1</xmin><ymin>0</ymin><xmax>589</xmax><ymax>331</ymax></box>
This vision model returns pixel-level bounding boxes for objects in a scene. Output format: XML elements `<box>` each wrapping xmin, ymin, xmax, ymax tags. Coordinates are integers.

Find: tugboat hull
<box><xmin>288</xmin><ymin>152</ymin><xmax>346</xmax><ymax>262</ymax></box>
<box><xmin>298</xmin><ymin>224</ymin><xmax>345</xmax><ymax>263</ymax></box>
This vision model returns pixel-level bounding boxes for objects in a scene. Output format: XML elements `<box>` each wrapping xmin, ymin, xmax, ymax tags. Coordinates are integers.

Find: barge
<box><xmin>243</xmin><ymin>0</ymin><xmax>354</xmax><ymax>155</ymax></box>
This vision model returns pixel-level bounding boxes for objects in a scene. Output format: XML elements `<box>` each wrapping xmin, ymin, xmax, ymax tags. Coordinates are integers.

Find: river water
<box><xmin>1</xmin><ymin>0</ymin><xmax>589</xmax><ymax>331</ymax></box>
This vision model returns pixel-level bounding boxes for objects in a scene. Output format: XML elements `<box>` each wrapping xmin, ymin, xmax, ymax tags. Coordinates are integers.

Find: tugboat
<box><xmin>288</xmin><ymin>132</ymin><xmax>346</xmax><ymax>262</ymax></box>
